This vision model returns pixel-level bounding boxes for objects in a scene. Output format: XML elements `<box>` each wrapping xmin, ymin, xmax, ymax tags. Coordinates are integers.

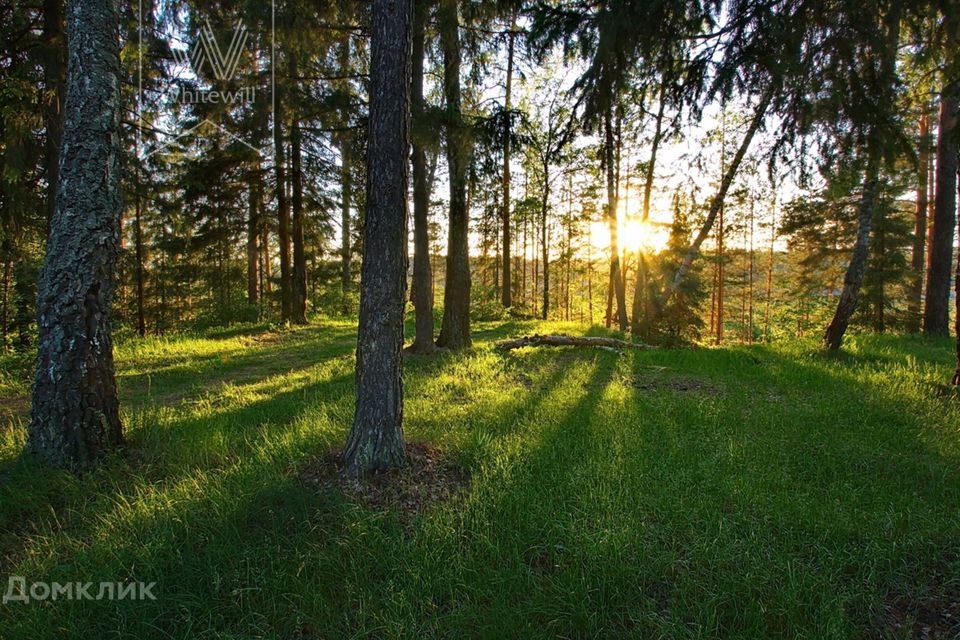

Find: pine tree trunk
<box><xmin>337</xmin><ymin>22</ymin><xmax>352</xmax><ymax>310</ymax></box>
<box><xmin>500</xmin><ymin>14</ymin><xmax>516</xmax><ymax>308</ymax></box>
<box><xmin>907</xmin><ymin>112</ymin><xmax>930</xmax><ymax>332</ymax></box>
<box><xmin>134</xmin><ymin>165</ymin><xmax>146</xmax><ymax>337</ymax></box>
<box><xmin>28</xmin><ymin>0</ymin><xmax>123</xmax><ymax>468</ymax></box>
<box><xmin>541</xmin><ymin>162</ymin><xmax>550</xmax><ymax>320</ymax></box>
<box><xmin>247</xmin><ymin>176</ymin><xmax>260</xmax><ymax>305</ymax></box>
<box><xmin>436</xmin><ymin>0</ymin><xmax>472</xmax><ymax>350</ymax></box>
<box><xmin>408</xmin><ymin>0</ymin><xmax>435</xmax><ymax>355</ymax></box>
<box><xmin>289</xmin><ymin>57</ymin><xmax>308</xmax><ymax>324</ymax></box>
<box><xmin>824</xmin><ymin>154</ymin><xmax>880</xmax><ymax>351</ymax></box>
<box><xmin>605</xmin><ymin>109</ymin><xmax>628</xmax><ymax>332</ymax></box>
<box><xmin>341</xmin><ymin>0</ymin><xmax>412</xmax><ymax>478</ymax></box>
<box><xmin>274</xmin><ymin>84</ymin><xmax>293</xmax><ymax>322</ymax></box>
<box><xmin>923</xmin><ymin>71</ymin><xmax>958</xmax><ymax>336</ymax></box>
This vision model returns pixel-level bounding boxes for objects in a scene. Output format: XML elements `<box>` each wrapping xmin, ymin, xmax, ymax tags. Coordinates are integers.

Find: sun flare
<box><xmin>619</xmin><ymin>218</ymin><xmax>671</xmax><ymax>254</ymax></box>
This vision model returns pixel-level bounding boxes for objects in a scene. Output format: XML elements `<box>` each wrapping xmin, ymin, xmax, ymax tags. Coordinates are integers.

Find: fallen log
<box><xmin>495</xmin><ymin>334</ymin><xmax>655</xmax><ymax>352</ymax></box>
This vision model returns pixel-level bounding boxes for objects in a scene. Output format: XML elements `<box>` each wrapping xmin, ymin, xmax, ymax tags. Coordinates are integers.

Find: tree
<box><xmin>501</xmin><ymin>11</ymin><xmax>517</xmax><ymax>309</ymax></box>
<box><xmin>340</xmin><ymin>0</ymin><xmax>412</xmax><ymax>477</ymax></box>
<box><xmin>436</xmin><ymin>0</ymin><xmax>472</xmax><ymax>350</ymax></box>
<box><xmin>923</xmin><ymin>23</ymin><xmax>958</xmax><ymax>336</ymax></box>
<box><xmin>408</xmin><ymin>0</ymin><xmax>436</xmax><ymax>354</ymax></box>
<box><xmin>27</xmin><ymin>0</ymin><xmax>123</xmax><ymax>467</ymax></box>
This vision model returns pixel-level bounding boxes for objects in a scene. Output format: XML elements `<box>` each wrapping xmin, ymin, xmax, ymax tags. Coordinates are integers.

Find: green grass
<box><xmin>1</xmin><ymin>320</ymin><xmax>958</xmax><ymax>638</ymax></box>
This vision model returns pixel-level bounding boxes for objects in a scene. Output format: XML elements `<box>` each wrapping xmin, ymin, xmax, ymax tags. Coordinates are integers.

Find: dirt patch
<box><xmin>880</xmin><ymin>558</ymin><xmax>960</xmax><ymax>639</ymax></box>
<box><xmin>300</xmin><ymin>442</ymin><xmax>469</xmax><ymax>526</ymax></box>
<box><xmin>625</xmin><ymin>373</ymin><xmax>724</xmax><ymax>396</ymax></box>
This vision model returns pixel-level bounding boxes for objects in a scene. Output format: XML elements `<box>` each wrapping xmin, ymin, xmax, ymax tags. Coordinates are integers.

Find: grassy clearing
<box><xmin>0</xmin><ymin>320</ymin><xmax>958</xmax><ymax>638</ymax></box>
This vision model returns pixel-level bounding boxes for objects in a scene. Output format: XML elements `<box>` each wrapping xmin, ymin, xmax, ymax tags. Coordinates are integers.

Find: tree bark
<box><xmin>501</xmin><ymin>13</ymin><xmax>516</xmax><ymax>308</ymax></box>
<box><xmin>247</xmin><ymin>175</ymin><xmax>260</xmax><ymax>305</ymax></box>
<box><xmin>408</xmin><ymin>3</ymin><xmax>435</xmax><ymax>355</ymax></box>
<box><xmin>923</xmin><ymin>70</ymin><xmax>958</xmax><ymax>336</ymax></box>
<box><xmin>823</xmin><ymin>153</ymin><xmax>880</xmax><ymax>350</ymax></box>
<box><xmin>541</xmin><ymin>161</ymin><xmax>550</xmax><ymax>320</ymax></box>
<box><xmin>274</xmin><ymin>79</ymin><xmax>293</xmax><ymax>322</ymax></box>
<box><xmin>341</xmin><ymin>0</ymin><xmax>412</xmax><ymax>478</ymax></box>
<box><xmin>907</xmin><ymin>111</ymin><xmax>930</xmax><ymax>332</ymax></box>
<box><xmin>605</xmin><ymin>108</ymin><xmax>628</xmax><ymax>332</ymax></box>
<box><xmin>28</xmin><ymin>0</ymin><xmax>123</xmax><ymax>468</ymax></box>
<box><xmin>337</xmin><ymin>17</ymin><xmax>353</xmax><ymax>310</ymax></box>
<box><xmin>436</xmin><ymin>0</ymin><xmax>472</xmax><ymax>350</ymax></box>
<box><xmin>289</xmin><ymin>56</ymin><xmax>308</xmax><ymax>324</ymax></box>
<box><xmin>133</xmin><ymin>164</ymin><xmax>146</xmax><ymax>337</ymax></box>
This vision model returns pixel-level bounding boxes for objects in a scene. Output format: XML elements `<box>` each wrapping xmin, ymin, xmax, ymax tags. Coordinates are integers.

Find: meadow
<box><xmin>1</xmin><ymin>320</ymin><xmax>958</xmax><ymax>638</ymax></box>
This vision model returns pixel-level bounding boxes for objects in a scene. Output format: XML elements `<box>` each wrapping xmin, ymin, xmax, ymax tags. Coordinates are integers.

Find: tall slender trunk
<box><xmin>953</xmin><ymin>174</ymin><xmax>960</xmax><ymax>385</ymax></box>
<box><xmin>28</xmin><ymin>0</ymin><xmax>123</xmax><ymax>468</ymax></box>
<box><xmin>605</xmin><ymin>108</ymin><xmax>628</xmax><ymax>332</ymax></box>
<box><xmin>765</xmin><ymin>201</ymin><xmax>775</xmax><ymax>343</ymax></box>
<box><xmin>289</xmin><ymin>57</ymin><xmax>307</xmax><ymax>324</ymax></box>
<box><xmin>338</xmin><ymin>21</ymin><xmax>353</xmax><ymax>309</ymax></box>
<box><xmin>501</xmin><ymin>13</ymin><xmax>516</xmax><ymax>308</ymax></box>
<box><xmin>436</xmin><ymin>0</ymin><xmax>472</xmax><ymax>349</ymax></box>
<box><xmin>42</xmin><ymin>0</ymin><xmax>66</xmax><ymax>237</ymax></box>
<box><xmin>134</xmin><ymin>165</ymin><xmax>146</xmax><ymax>337</ymax></box>
<box><xmin>247</xmin><ymin>174</ymin><xmax>260</xmax><ymax>305</ymax></box>
<box><xmin>341</xmin><ymin>0</ymin><xmax>412</xmax><ymax>478</ymax></box>
<box><xmin>408</xmin><ymin>1</ymin><xmax>435</xmax><ymax>354</ymax></box>
<box><xmin>824</xmin><ymin>150</ymin><xmax>881</xmax><ymax>350</ymax></box>
<box><xmin>923</xmin><ymin>67</ymin><xmax>958</xmax><ymax>336</ymax></box>
<box><xmin>663</xmin><ymin>87</ymin><xmax>773</xmax><ymax>304</ymax></box>
<box><xmin>907</xmin><ymin>111</ymin><xmax>930</xmax><ymax>332</ymax></box>
<box><xmin>274</xmin><ymin>77</ymin><xmax>293</xmax><ymax>321</ymax></box>
<box><xmin>541</xmin><ymin>161</ymin><xmax>550</xmax><ymax>320</ymax></box>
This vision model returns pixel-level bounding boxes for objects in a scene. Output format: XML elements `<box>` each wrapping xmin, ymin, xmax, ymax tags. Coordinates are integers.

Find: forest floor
<box><xmin>0</xmin><ymin>319</ymin><xmax>959</xmax><ymax>638</ymax></box>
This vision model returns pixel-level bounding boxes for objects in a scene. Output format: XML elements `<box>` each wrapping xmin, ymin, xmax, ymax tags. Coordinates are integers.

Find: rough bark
<box><xmin>274</xmin><ymin>75</ymin><xmax>293</xmax><ymax>322</ymax></box>
<box><xmin>954</xmin><ymin>176</ymin><xmax>960</xmax><ymax>385</ymax></box>
<box><xmin>28</xmin><ymin>0</ymin><xmax>123</xmax><ymax>468</ymax></box>
<box><xmin>541</xmin><ymin>162</ymin><xmax>550</xmax><ymax>320</ymax></box>
<box><xmin>907</xmin><ymin>112</ymin><xmax>930</xmax><ymax>332</ymax></box>
<box><xmin>500</xmin><ymin>13</ymin><xmax>516</xmax><ymax>308</ymax></box>
<box><xmin>662</xmin><ymin>87</ymin><xmax>772</xmax><ymax>305</ymax></box>
<box><xmin>289</xmin><ymin>56</ymin><xmax>307</xmax><ymax>324</ymax></box>
<box><xmin>407</xmin><ymin>2</ymin><xmax>435</xmax><ymax>355</ymax></box>
<box><xmin>823</xmin><ymin>155</ymin><xmax>880</xmax><ymax>351</ymax></box>
<box><xmin>923</xmin><ymin>74</ymin><xmax>958</xmax><ymax>336</ymax></box>
<box><xmin>496</xmin><ymin>334</ymin><xmax>654</xmax><ymax>351</ymax></box>
<box><xmin>341</xmin><ymin>0</ymin><xmax>412</xmax><ymax>478</ymax></box>
<box><xmin>436</xmin><ymin>0</ymin><xmax>472</xmax><ymax>350</ymax></box>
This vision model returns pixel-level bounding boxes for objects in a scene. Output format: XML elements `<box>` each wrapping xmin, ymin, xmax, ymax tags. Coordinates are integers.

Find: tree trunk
<box><xmin>274</xmin><ymin>80</ymin><xmax>293</xmax><ymax>322</ymax></box>
<box><xmin>408</xmin><ymin>0</ymin><xmax>435</xmax><ymax>355</ymax></box>
<box><xmin>907</xmin><ymin>111</ymin><xmax>930</xmax><ymax>333</ymax></box>
<box><xmin>289</xmin><ymin>57</ymin><xmax>308</xmax><ymax>324</ymax></box>
<box><xmin>247</xmin><ymin>175</ymin><xmax>260</xmax><ymax>305</ymax></box>
<box><xmin>436</xmin><ymin>0</ymin><xmax>472</xmax><ymax>350</ymax></box>
<box><xmin>341</xmin><ymin>0</ymin><xmax>412</xmax><ymax>478</ymax></box>
<box><xmin>541</xmin><ymin>162</ymin><xmax>550</xmax><ymax>320</ymax></box>
<box><xmin>28</xmin><ymin>0</ymin><xmax>123</xmax><ymax>468</ymax></box>
<box><xmin>663</xmin><ymin>87</ymin><xmax>773</xmax><ymax>304</ymax></box>
<box><xmin>953</xmin><ymin>173</ymin><xmax>960</xmax><ymax>385</ymax></box>
<box><xmin>605</xmin><ymin>108</ymin><xmax>628</xmax><ymax>332</ymax></box>
<box><xmin>500</xmin><ymin>13</ymin><xmax>516</xmax><ymax>308</ymax></box>
<box><xmin>923</xmin><ymin>69</ymin><xmax>958</xmax><ymax>336</ymax></box>
<box><xmin>338</xmin><ymin>21</ymin><xmax>353</xmax><ymax>311</ymax></box>
<box><xmin>42</xmin><ymin>0</ymin><xmax>66</xmax><ymax>237</ymax></box>
<box><xmin>823</xmin><ymin>153</ymin><xmax>880</xmax><ymax>351</ymax></box>
<box><xmin>134</xmin><ymin>165</ymin><xmax>146</xmax><ymax>337</ymax></box>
